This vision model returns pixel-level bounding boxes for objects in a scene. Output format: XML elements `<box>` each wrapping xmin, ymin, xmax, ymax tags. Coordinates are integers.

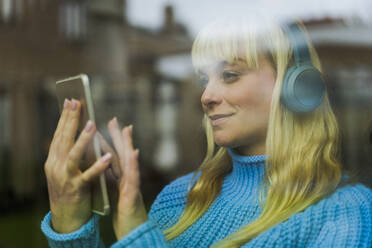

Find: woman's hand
<box><xmin>107</xmin><ymin>118</ymin><xmax>148</xmax><ymax>240</ymax></box>
<box><xmin>44</xmin><ymin>99</ymin><xmax>112</xmax><ymax>233</ymax></box>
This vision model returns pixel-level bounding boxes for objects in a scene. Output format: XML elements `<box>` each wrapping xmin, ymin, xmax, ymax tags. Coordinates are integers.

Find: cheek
<box><xmin>229</xmin><ymin>84</ymin><xmax>265</xmax><ymax>110</ymax></box>
<box><xmin>226</xmin><ymin>79</ymin><xmax>258</xmax><ymax>106</ymax></box>
<box><xmin>228</xmin><ymin>74</ymin><xmax>270</xmax><ymax>108</ymax></box>
<box><xmin>231</xmin><ymin>84</ymin><xmax>272</xmax><ymax>128</ymax></box>
<box><xmin>239</xmin><ymin>81</ymin><xmax>274</xmax><ymax>112</ymax></box>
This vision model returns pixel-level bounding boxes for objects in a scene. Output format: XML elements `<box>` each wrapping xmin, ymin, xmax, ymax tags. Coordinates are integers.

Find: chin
<box><xmin>213</xmin><ymin>134</ymin><xmax>236</xmax><ymax>148</ymax></box>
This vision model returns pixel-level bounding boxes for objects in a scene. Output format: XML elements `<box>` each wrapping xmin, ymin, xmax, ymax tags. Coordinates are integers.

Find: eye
<box><xmin>222</xmin><ymin>71</ymin><xmax>239</xmax><ymax>82</ymax></box>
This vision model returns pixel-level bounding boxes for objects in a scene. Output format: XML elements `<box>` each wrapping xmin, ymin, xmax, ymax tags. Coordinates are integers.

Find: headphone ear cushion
<box><xmin>281</xmin><ymin>65</ymin><xmax>326</xmax><ymax>113</ymax></box>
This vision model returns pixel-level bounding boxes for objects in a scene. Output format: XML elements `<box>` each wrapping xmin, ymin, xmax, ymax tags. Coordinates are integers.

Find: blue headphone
<box><xmin>280</xmin><ymin>22</ymin><xmax>326</xmax><ymax>113</ymax></box>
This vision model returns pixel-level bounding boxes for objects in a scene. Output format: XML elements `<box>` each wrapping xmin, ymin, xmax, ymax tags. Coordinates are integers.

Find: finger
<box><xmin>121</xmin><ymin>149</ymin><xmax>140</xmax><ymax>195</ymax></box>
<box><xmin>81</xmin><ymin>152</ymin><xmax>112</xmax><ymax>183</ymax></box>
<box><xmin>107</xmin><ymin>117</ymin><xmax>126</xmax><ymax>162</ymax></box>
<box><xmin>50</xmin><ymin>99</ymin><xmax>70</xmax><ymax>151</ymax></box>
<box><xmin>127</xmin><ymin>149</ymin><xmax>140</xmax><ymax>187</ymax></box>
<box><xmin>122</xmin><ymin>125</ymin><xmax>135</xmax><ymax>151</ymax></box>
<box><xmin>97</xmin><ymin>132</ymin><xmax>122</xmax><ymax>178</ymax></box>
<box><xmin>61</xmin><ymin>99</ymin><xmax>81</xmax><ymax>151</ymax></box>
<box><xmin>66</xmin><ymin>120</ymin><xmax>96</xmax><ymax>174</ymax></box>
<box><xmin>122</xmin><ymin>126</ymin><xmax>136</xmax><ymax>167</ymax></box>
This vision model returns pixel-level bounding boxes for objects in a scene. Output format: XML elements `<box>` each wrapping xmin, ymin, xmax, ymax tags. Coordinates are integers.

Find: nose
<box><xmin>201</xmin><ymin>81</ymin><xmax>222</xmax><ymax>110</ymax></box>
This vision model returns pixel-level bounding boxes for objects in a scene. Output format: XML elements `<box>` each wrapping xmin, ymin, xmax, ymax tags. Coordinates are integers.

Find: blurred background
<box><xmin>0</xmin><ymin>0</ymin><xmax>371</xmax><ymax>247</ymax></box>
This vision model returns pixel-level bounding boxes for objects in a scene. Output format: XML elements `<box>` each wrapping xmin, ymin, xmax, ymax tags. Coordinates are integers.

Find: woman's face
<box><xmin>199</xmin><ymin>56</ymin><xmax>276</xmax><ymax>155</ymax></box>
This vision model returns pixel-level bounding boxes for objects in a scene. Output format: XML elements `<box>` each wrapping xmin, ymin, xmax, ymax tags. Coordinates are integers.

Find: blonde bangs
<box><xmin>191</xmin><ymin>18</ymin><xmax>263</xmax><ymax>70</ymax></box>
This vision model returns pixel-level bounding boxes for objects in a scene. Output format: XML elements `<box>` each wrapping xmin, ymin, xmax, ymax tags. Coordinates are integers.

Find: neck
<box><xmin>233</xmin><ymin>142</ymin><xmax>266</xmax><ymax>156</ymax></box>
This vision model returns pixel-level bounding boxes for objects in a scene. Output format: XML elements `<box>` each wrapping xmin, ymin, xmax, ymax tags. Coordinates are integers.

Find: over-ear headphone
<box><xmin>280</xmin><ymin>22</ymin><xmax>326</xmax><ymax>113</ymax></box>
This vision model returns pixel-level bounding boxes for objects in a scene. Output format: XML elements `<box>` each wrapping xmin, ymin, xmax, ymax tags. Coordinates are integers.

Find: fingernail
<box><xmin>71</xmin><ymin>99</ymin><xmax>77</xmax><ymax>110</ymax></box>
<box><xmin>63</xmin><ymin>99</ymin><xmax>69</xmax><ymax>109</ymax></box>
<box><xmin>134</xmin><ymin>149</ymin><xmax>140</xmax><ymax>159</ymax></box>
<box><xmin>109</xmin><ymin>117</ymin><xmax>117</xmax><ymax>126</ymax></box>
<box><xmin>85</xmin><ymin>120</ymin><xmax>94</xmax><ymax>132</ymax></box>
<box><xmin>129</xmin><ymin>125</ymin><xmax>133</xmax><ymax>133</ymax></box>
<box><xmin>102</xmin><ymin>153</ymin><xmax>112</xmax><ymax>162</ymax></box>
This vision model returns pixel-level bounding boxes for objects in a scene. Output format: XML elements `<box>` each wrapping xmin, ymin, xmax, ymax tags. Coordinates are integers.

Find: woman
<box><xmin>41</xmin><ymin>15</ymin><xmax>372</xmax><ymax>247</ymax></box>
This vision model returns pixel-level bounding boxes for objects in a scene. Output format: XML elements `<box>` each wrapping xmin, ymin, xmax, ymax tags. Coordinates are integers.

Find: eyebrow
<box><xmin>226</xmin><ymin>59</ymin><xmax>247</xmax><ymax>66</ymax></box>
<box><xmin>197</xmin><ymin>59</ymin><xmax>248</xmax><ymax>75</ymax></box>
<box><xmin>219</xmin><ymin>59</ymin><xmax>247</xmax><ymax>69</ymax></box>
<box><xmin>197</xmin><ymin>61</ymin><xmax>228</xmax><ymax>75</ymax></box>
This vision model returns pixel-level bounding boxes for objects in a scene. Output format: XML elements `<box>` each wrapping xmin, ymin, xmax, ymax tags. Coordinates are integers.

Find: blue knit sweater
<box><xmin>41</xmin><ymin>149</ymin><xmax>372</xmax><ymax>247</ymax></box>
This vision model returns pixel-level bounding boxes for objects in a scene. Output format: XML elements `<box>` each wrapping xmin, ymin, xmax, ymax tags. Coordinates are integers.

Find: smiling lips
<box><xmin>209</xmin><ymin>114</ymin><xmax>234</xmax><ymax>126</ymax></box>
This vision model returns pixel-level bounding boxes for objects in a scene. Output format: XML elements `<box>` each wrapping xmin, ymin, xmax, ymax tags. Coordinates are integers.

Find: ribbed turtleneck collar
<box><xmin>227</xmin><ymin>148</ymin><xmax>266</xmax><ymax>165</ymax></box>
<box><xmin>219</xmin><ymin>148</ymin><xmax>266</xmax><ymax>204</ymax></box>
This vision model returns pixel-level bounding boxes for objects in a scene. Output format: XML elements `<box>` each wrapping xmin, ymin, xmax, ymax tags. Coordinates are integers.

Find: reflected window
<box><xmin>0</xmin><ymin>0</ymin><xmax>24</xmax><ymax>23</ymax></box>
<box><xmin>1</xmin><ymin>0</ymin><xmax>13</xmax><ymax>22</ymax></box>
<box><xmin>59</xmin><ymin>1</ymin><xmax>87</xmax><ymax>41</ymax></box>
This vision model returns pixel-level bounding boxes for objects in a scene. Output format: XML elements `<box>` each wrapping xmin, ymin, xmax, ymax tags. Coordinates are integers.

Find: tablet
<box><xmin>55</xmin><ymin>74</ymin><xmax>110</xmax><ymax>216</ymax></box>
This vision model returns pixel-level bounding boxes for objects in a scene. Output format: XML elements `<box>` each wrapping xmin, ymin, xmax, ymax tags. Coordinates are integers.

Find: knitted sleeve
<box><xmin>41</xmin><ymin>211</ymin><xmax>104</xmax><ymax>248</ymax></box>
<box><xmin>310</xmin><ymin>184</ymin><xmax>372</xmax><ymax>248</ymax></box>
<box><xmin>41</xmin><ymin>172</ymin><xmax>196</xmax><ymax>248</ymax></box>
<box><xmin>40</xmin><ymin>203</ymin><xmax>169</xmax><ymax>248</ymax></box>
<box><xmin>40</xmin><ymin>194</ymin><xmax>171</xmax><ymax>248</ymax></box>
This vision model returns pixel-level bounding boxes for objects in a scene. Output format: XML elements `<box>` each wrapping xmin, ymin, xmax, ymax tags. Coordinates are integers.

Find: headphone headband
<box><xmin>282</xmin><ymin>22</ymin><xmax>312</xmax><ymax>65</ymax></box>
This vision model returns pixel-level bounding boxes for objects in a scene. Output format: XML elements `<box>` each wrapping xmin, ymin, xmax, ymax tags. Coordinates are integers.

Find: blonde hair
<box><xmin>163</xmin><ymin>15</ymin><xmax>343</xmax><ymax>247</ymax></box>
